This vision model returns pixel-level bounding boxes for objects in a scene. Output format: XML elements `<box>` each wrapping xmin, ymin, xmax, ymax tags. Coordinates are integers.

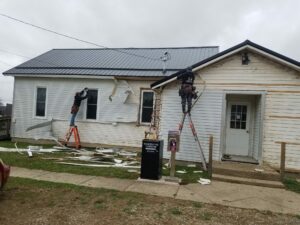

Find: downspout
<box><xmin>109</xmin><ymin>77</ymin><xmax>118</xmax><ymax>101</ymax></box>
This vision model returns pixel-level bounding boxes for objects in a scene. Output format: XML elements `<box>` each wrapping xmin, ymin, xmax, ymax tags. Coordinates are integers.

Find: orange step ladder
<box><xmin>64</xmin><ymin>126</ymin><xmax>81</xmax><ymax>149</ymax></box>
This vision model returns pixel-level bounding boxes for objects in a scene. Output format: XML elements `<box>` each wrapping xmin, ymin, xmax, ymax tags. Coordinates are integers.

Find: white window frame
<box><xmin>84</xmin><ymin>89</ymin><xmax>99</xmax><ymax>121</ymax></box>
<box><xmin>139</xmin><ymin>89</ymin><xmax>155</xmax><ymax>125</ymax></box>
<box><xmin>34</xmin><ymin>86</ymin><xmax>47</xmax><ymax>119</ymax></box>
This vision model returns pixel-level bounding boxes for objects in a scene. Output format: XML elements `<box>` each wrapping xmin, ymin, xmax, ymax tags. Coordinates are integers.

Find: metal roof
<box><xmin>3</xmin><ymin>47</ymin><xmax>219</xmax><ymax>77</ymax></box>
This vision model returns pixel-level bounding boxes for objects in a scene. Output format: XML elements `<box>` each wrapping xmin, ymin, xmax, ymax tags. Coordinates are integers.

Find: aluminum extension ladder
<box><xmin>178</xmin><ymin>113</ymin><xmax>207</xmax><ymax>171</ymax></box>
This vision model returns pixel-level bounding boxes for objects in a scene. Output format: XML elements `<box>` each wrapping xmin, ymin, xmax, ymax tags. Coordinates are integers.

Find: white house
<box><xmin>151</xmin><ymin>40</ymin><xmax>300</xmax><ymax>171</ymax></box>
<box><xmin>3</xmin><ymin>47</ymin><xmax>218</xmax><ymax>148</ymax></box>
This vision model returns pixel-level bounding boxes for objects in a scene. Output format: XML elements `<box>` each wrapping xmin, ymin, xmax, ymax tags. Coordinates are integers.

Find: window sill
<box><xmin>34</xmin><ymin>116</ymin><xmax>47</xmax><ymax>120</ymax></box>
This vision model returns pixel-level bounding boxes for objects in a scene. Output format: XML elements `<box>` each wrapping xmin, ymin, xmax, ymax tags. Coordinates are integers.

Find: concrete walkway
<box><xmin>10</xmin><ymin>167</ymin><xmax>300</xmax><ymax>215</ymax></box>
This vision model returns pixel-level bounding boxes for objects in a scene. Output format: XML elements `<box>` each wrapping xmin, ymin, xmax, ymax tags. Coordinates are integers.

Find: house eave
<box><xmin>151</xmin><ymin>41</ymin><xmax>300</xmax><ymax>89</ymax></box>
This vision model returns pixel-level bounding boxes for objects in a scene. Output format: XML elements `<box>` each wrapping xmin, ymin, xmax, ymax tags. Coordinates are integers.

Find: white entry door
<box><xmin>225</xmin><ymin>102</ymin><xmax>251</xmax><ymax>156</ymax></box>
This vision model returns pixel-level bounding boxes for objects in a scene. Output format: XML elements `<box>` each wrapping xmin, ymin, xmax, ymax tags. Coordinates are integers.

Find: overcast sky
<box><xmin>0</xmin><ymin>0</ymin><xmax>300</xmax><ymax>104</ymax></box>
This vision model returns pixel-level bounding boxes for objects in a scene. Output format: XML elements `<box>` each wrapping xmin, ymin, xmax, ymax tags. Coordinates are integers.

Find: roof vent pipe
<box><xmin>160</xmin><ymin>51</ymin><xmax>171</xmax><ymax>74</ymax></box>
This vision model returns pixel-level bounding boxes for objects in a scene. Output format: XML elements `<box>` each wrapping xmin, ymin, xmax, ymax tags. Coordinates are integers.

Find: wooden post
<box><xmin>170</xmin><ymin>151</ymin><xmax>176</xmax><ymax>177</ymax></box>
<box><xmin>280</xmin><ymin>142</ymin><xmax>286</xmax><ymax>181</ymax></box>
<box><xmin>6</xmin><ymin>118</ymin><xmax>10</xmax><ymax>137</ymax></box>
<box><xmin>208</xmin><ymin>136</ymin><xmax>213</xmax><ymax>179</ymax></box>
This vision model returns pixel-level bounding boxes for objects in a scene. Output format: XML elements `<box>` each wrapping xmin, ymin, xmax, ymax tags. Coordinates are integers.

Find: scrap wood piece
<box><xmin>14</xmin><ymin>142</ymin><xmax>23</xmax><ymax>155</ymax></box>
<box><xmin>118</xmin><ymin>151</ymin><xmax>137</xmax><ymax>157</ymax></box>
<box><xmin>66</xmin><ymin>156</ymin><xmax>116</xmax><ymax>164</ymax></box>
<box><xmin>114</xmin><ymin>159</ymin><xmax>122</xmax><ymax>163</ymax></box>
<box><xmin>193</xmin><ymin>170</ymin><xmax>203</xmax><ymax>173</ymax></box>
<box><xmin>127</xmin><ymin>169</ymin><xmax>139</xmax><ymax>173</ymax></box>
<box><xmin>57</xmin><ymin>162</ymin><xmax>140</xmax><ymax>169</ymax></box>
<box><xmin>176</xmin><ymin>170</ymin><xmax>187</xmax><ymax>174</ymax></box>
<box><xmin>198</xmin><ymin>178</ymin><xmax>211</xmax><ymax>185</ymax></box>
<box><xmin>96</xmin><ymin>149</ymin><xmax>116</xmax><ymax>154</ymax></box>
<box><xmin>126</xmin><ymin>161</ymin><xmax>139</xmax><ymax>165</ymax></box>
<box><xmin>0</xmin><ymin>147</ymin><xmax>62</xmax><ymax>153</ymax></box>
<box><xmin>26</xmin><ymin>120</ymin><xmax>53</xmax><ymax>132</ymax></box>
<box><xmin>41</xmin><ymin>157</ymin><xmax>65</xmax><ymax>161</ymax></box>
<box><xmin>187</xmin><ymin>164</ymin><xmax>196</xmax><ymax>167</ymax></box>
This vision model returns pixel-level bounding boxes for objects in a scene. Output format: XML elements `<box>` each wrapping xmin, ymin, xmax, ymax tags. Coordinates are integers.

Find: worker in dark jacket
<box><xmin>70</xmin><ymin>88</ymin><xmax>89</xmax><ymax>126</ymax></box>
<box><xmin>179</xmin><ymin>69</ymin><xmax>197</xmax><ymax>113</ymax></box>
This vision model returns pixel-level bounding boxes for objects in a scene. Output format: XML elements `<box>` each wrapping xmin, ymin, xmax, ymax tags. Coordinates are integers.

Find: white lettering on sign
<box><xmin>144</xmin><ymin>142</ymin><xmax>158</xmax><ymax>153</ymax></box>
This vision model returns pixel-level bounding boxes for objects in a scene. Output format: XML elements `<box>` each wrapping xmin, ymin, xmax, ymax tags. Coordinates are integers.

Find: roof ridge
<box><xmin>51</xmin><ymin>46</ymin><xmax>219</xmax><ymax>50</ymax></box>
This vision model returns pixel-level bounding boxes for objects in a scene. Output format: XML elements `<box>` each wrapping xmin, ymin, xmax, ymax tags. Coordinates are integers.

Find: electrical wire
<box><xmin>0</xmin><ymin>48</ymin><xmax>70</xmax><ymax>67</ymax></box>
<box><xmin>0</xmin><ymin>59</ymin><xmax>13</xmax><ymax>67</ymax></box>
<box><xmin>0</xmin><ymin>13</ymin><xmax>161</xmax><ymax>62</ymax></box>
<box><xmin>0</xmin><ymin>48</ymin><xmax>31</xmax><ymax>59</ymax></box>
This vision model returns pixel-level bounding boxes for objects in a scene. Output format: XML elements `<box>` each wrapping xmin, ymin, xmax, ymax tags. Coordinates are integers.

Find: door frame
<box><xmin>220</xmin><ymin>90</ymin><xmax>266</xmax><ymax>164</ymax></box>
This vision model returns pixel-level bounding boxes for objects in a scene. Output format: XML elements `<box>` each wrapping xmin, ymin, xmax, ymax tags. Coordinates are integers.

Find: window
<box><xmin>36</xmin><ymin>87</ymin><xmax>46</xmax><ymax>117</ymax></box>
<box><xmin>230</xmin><ymin>104</ymin><xmax>247</xmax><ymax>129</ymax></box>
<box><xmin>140</xmin><ymin>90</ymin><xmax>154</xmax><ymax>124</ymax></box>
<box><xmin>86</xmin><ymin>90</ymin><xmax>98</xmax><ymax>119</ymax></box>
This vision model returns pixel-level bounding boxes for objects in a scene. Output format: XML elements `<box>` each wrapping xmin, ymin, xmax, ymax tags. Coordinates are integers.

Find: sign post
<box><xmin>166</xmin><ymin>130</ymin><xmax>181</xmax><ymax>182</ymax></box>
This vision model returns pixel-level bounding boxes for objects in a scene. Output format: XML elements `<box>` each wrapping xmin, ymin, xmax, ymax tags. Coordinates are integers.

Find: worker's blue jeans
<box><xmin>70</xmin><ymin>112</ymin><xmax>77</xmax><ymax>126</ymax></box>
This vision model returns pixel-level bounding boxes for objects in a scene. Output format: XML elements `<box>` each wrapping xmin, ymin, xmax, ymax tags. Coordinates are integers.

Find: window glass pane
<box><xmin>87</xmin><ymin>105</ymin><xmax>97</xmax><ymax>119</ymax></box>
<box><xmin>231</xmin><ymin>105</ymin><xmax>236</xmax><ymax>112</ymax></box>
<box><xmin>86</xmin><ymin>90</ymin><xmax>98</xmax><ymax>119</ymax></box>
<box><xmin>87</xmin><ymin>90</ymin><xmax>98</xmax><ymax>104</ymax></box>
<box><xmin>36</xmin><ymin>102</ymin><xmax>45</xmax><ymax>117</ymax></box>
<box><xmin>141</xmin><ymin>91</ymin><xmax>154</xmax><ymax>123</ymax></box>
<box><xmin>236</xmin><ymin>113</ymin><xmax>241</xmax><ymax>121</ymax></box>
<box><xmin>230</xmin><ymin>113</ymin><xmax>235</xmax><ymax>121</ymax></box>
<box><xmin>37</xmin><ymin>88</ymin><xmax>46</xmax><ymax>101</ymax></box>
<box><xmin>143</xmin><ymin>92</ymin><xmax>154</xmax><ymax>107</ymax></box>
<box><xmin>241</xmin><ymin>122</ymin><xmax>246</xmax><ymax>129</ymax></box>
<box><xmin>230</xmin><ymin>104</ymin><xmax>248</xmax><ymax>129</ymax></box>
<box><xmin>142</xmin><ymin>108</ymin><xmax>152</xmax><ymax>123</ymax></box>
<box><xmin>242</xmin><ymin>113</ymin><xmax>247</xmax><ymax>121</ymax></box>
<box><xmin>36</xmin><ymin>88</ymin><xmax>46</xmax><ymax>117</ymax></box>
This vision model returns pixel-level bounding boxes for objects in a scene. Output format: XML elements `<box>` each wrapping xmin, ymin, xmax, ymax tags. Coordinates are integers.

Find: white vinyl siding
<box><xmin>160</xmin><ymin>82</ymin><xmax>223</xmax><ymax>163</ymax></box>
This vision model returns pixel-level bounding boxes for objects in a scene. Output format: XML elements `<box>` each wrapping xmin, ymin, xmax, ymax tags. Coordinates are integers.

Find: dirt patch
<box><xmin>0</xmin><ymin>178</ymin><xmax>299</xmax><ymax>225</ymax></box>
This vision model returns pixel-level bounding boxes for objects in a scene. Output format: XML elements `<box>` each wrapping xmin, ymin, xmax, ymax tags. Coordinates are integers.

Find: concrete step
<box><xmin>213</xmin><ymin>167</ymin><xmax>281</xmax><ymax>181</ymax></box>
<box><xmin>212</xmin><ymin>174</ymin><xmax>285</xmax><ymax>189</ymax></box>
<box><xmin>212</xmin><ymin>161</ymin><xmax>281</xmax><ymax>181</ymax></box>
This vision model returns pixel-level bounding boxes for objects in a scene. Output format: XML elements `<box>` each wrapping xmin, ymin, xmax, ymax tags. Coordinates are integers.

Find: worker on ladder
<box><xmin>177</xmin><ymin>69</ymin><xmax>207</xmax><ymax>171</ymax></box>
<box><xmin>70</xmin><ymin>87</ymin><xmax>89</xmax><ymax>126</ymax></box>
<box><xmin>178</xmin><ymin>68</ymin><xmax>197</xmax><ymax>114</ymax></box>
<box><xmin>64</xmin><ymin>87</ymin><xmax>89</xmax><ymax>149</ymax></box>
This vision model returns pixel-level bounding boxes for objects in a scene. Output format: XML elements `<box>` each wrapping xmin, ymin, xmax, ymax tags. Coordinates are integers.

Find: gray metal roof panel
<box><xmin>4</xmin><ymin>47</ymin><xmax>219</xmax><ymax>76</ymax></box>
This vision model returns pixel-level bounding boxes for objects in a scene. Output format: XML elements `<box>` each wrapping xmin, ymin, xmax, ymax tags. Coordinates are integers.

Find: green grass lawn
<box><xmin>0</xmin><ymin>140</ymin><xmax>207</xmax><ymax>183</ymax></box>
<box><xmin>283</xmin><ymin>178</ymin><xmax>300</xmax><ymax>194</ymax></box>
<box><xmin>3</xmin><ymin>177</ymin><xmax>298</xmax><ymax>225</ymax></box>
